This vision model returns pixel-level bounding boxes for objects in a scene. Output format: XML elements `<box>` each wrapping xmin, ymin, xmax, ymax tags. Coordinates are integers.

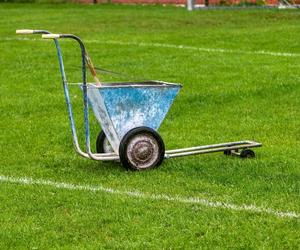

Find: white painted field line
<box><xmin>0</xmin><ymin>175</ymin><xmax>299</xmax><ymax>219</ymax></box>
<box><xmin>91</xmin><ymin>40</ymin><xmax>300</xmax><ymax>58</ymax></box>
<box><xmin>4</xmin><ymin>37</ymin><xmax>300</xmax><ymax>58</ymax></box>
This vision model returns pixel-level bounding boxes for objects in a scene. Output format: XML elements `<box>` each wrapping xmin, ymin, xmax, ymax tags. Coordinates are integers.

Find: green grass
<box><xmin>0</xmin><ymin>3</ymin><xmax>300</xmax><ymax>249</ymax></box>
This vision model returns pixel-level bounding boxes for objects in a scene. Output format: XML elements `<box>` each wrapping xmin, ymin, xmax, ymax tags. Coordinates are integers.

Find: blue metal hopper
<box><xmin>86</xmin><ymin>81</ymin><xmax>181</xmax><ymax>152</ymax></box>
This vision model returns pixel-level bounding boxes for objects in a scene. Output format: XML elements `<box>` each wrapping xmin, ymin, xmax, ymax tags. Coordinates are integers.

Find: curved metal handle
<box><xmin>43</xmin><ymin>33</ymin><xmax>106</xmax><ymax>160</ymax></box>
<box><xmin>16</xmin><ymin>29</ymin><xmax>92</xmax><ymax>159</ymax></box>
<box><xmin>42</xmin><ymin>33</ymin><xmax>101</xmax><ymax>85</ymax></box>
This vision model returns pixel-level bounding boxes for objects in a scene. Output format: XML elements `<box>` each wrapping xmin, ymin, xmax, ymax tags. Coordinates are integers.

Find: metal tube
<box><xmin>187</xmin><ymin>0</ymin><xmax>194</xmax><ymax>11</ymax></box>
<box><xmin>165</xmin><ymin>142</ymin><xmax>261</xmax><ymax>159</ymax></box>
<box><xmin>93</xmin><ymin>153</ymin><xmax>119</xmax><ymax>161</ymax></box>
<box><xmin>166</xmin><ymin>141</ymin><xmax>260</xmax><ymax>154</ymax></box>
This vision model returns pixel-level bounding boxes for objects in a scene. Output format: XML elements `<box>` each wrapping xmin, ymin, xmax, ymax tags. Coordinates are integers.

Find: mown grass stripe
<box><xmin>3</xmin><ymin>37</ymin><xmax>300</xmax><ymax>57</ymax></box>
<box><xmin>0</xmin><ymin>175</ymin><xmax>298</xmax><ymax>219</ymax></box>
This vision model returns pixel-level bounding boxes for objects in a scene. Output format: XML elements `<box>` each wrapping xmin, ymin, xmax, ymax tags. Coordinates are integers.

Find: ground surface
<box><xmin>0</xmin><ymin>3</ymin><xmax>299</xmax><ymax>249</ymax></box>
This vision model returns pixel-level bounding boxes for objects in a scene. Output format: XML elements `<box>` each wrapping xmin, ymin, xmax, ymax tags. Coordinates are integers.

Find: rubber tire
<box><xmin>224</xmin><ymin>149</ymin><xmax>232</xmax><ymax>156</ymax></box>
<box><xmin>240</xmin><ymin>149</ymin><xmax>255</xmax><ymax>159</ymax></box>
<box><xmin>96</xmin><ymin>131</ymin><xmax>112</xmax><ymax>153</ymax></box>
<box><xmin>119</xmin><ymin>127</ymin><xmax>165</xmax><ymax>171</ymax></box>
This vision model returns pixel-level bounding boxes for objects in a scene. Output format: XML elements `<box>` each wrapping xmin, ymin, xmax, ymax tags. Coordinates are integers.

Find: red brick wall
<box><xmin>77</xmin><ymin>0</ymin><xmax>279</xmax><ymax>5</ymax></box>
<box><xmin>77</xmin><ymin>0</ymin><xmax>106</xmax><ymax>3</ymax></box>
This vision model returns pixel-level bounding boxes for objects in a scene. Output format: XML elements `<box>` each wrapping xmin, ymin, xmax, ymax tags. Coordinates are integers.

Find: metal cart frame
<box><xmin>16</xmin><ymin>29</ymin><xmax>262</xmax><ymax>170</ymax></box>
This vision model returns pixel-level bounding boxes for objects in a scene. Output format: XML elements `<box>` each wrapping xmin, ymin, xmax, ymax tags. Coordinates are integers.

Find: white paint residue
<box><xmin>112</xmin><ymin>108</ymin><xmax>146</xmax><ymax>138</ymax></box>
<box><xmin>0</xmin><ymin>175</ymin><xmax>299</xmax><ymax>219</ymax></box>
<box><xmin>5</xmin><ymin>37</ymin><xmax>300</xmax><ymax>58</ymax></box>
<box><xmin>87</xmin><ymin>88</ymin><xmax>120</xmax><ymax>152</ymax></box>
<box><xmin>111</xmin><ymin>89</ymin><xmax>161</xmax><ymax>138</ymax></box>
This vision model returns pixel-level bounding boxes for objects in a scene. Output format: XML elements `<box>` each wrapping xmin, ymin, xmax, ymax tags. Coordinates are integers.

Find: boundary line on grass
<box><xmin>0</xmin><ymin>175</ymin><xmax>299</xmax><ymax>219</ymax></box>
<box><xmin>3</xmin><ymin>37</ymin><xmax>300</xmax><ymax>58</ymax></box>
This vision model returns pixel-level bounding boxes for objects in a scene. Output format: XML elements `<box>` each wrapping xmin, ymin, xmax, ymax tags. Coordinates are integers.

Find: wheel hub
<box><xmin>103</xmin><ymin>137</ymin><xmax>113</xmax><ymax>153</ymax></box>
<box><xmin>127</xmin><ymin>134</ymin><xmax>159</xmax><ymax>169</ymax></box>
<box><xmin>132</xmin><ymin>141</ymin><xmax>154</xmax><ymax>162</ymax></box>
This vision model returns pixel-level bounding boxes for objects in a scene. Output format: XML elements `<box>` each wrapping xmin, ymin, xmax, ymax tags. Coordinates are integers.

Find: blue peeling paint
<box><xmin>87</xmin><ymin>84</ymin><xmax>180</xmax><ymax>146</ymax></box>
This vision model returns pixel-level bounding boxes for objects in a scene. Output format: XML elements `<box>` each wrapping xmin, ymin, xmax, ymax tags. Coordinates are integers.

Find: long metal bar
<box><xmin>166</xmin><ymin>140</ymin><xmax>260</xmax><ymax>154</ymax></box>
<box><xmin>67</xmin><ymin>82</ymin><xmax>181</xmax><ymax>88</ymax></box>
<box><xmin>165</xmin><ymin>141</ymin><xmax>262</xmax><ymax>158</ymax></box>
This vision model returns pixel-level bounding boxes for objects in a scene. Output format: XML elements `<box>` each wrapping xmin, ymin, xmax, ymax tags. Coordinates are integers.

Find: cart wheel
<box><xmin>240</xmin><ymin>149</ymin><xmax>255</xmax><ymax>159</ymax></box>
<box><xmin>96</xmin><ymin>131</ymin><xmax>114</xmax><ymax>153</ymax></box>
<box><xmin>224</xmin><ymin>149</ymin><xmax>232</xmax><ymax>156</ymax></box>
<box><xmin>119</xmin><ymin>127</ymin><xmax>165</xmax><ymax>170</ymax></box>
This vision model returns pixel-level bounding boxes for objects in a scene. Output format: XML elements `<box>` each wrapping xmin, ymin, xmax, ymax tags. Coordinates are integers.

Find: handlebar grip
<box><xmin>16</xmin><ymin>29</ymin><xmax>34</xmax><ymax>35</ymax></box>
<box><xmin>42</xmin><ymin>34</ymin><xmax>60</xmax><ymax>39</ymax></box>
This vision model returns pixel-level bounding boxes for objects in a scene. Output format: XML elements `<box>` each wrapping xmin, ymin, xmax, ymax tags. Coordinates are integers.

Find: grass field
<box><xmin>1</xmin><ymin>3</ymin><xmax>300</xmax><ymax>249</ymax></box>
